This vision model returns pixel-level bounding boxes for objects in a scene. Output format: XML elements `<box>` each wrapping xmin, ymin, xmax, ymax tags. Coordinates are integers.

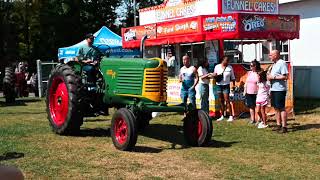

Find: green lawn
<box><xmin>0</xmin><ymin>98</ymin><xmax>319</xmax><ymax>179</ymax></box>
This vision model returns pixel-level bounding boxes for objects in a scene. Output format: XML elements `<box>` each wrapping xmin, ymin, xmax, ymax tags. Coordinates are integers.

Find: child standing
<box><xmin>256</xmin><ymin>71</ymin><xmax>270</xmax><ymax>129</ymax></box>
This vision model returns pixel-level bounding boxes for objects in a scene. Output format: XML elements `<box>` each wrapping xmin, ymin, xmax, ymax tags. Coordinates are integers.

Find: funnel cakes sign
<box><xmin>139</xmin><ymin>0</ymin><xmax>218</xmax><ymax>25</ymax></box>
<box><xmin>222</xmin><ymin>0</ymin><xmax>279</xmax><ymax>14</ymax></box>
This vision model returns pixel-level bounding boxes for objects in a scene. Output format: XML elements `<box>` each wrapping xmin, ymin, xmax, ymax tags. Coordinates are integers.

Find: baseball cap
<box><xmin>85</xmin><ymin>33</ymin><xmax>95</xmax><ymax>39</ymax></box>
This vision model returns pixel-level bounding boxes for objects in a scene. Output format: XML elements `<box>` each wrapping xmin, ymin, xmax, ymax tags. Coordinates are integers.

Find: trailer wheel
<box><xmin>46</xmin><ymin>64</ymin><xmax>83</xmax><ymax>135</ymax></box>
<box><xmin>3</xmin><ymin>67</ymin><xmax>15</xmax><ymax>103</ymax></box>
<box><xmin>111</xmin><ymin>108</ymin><xmax>138</xmax><ymax>151</ymax></box>
<box><xmin>183</xmin><ymin>110</ymin><xmax>213</xmax><ymax>147</ymax></box>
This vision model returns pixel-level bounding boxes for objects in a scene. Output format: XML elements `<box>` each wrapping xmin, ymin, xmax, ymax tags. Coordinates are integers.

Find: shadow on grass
<box><xmin>142</xmin><ymin>124</ymin><xmax>238</xmax><ymax>150</ymax></box>
<box><xmin>0</xmin><ymin>152</ymin><xmax>24</xmax><ymax>162</ymax></box>
<box><xmin>84</xmin><ymin>118</ymin><xmax>111</xmax><ymax>123</ymax></box>
<box><xmin>291</xmin><ymin>124</ymin><xmax>320</xmax><ymax>132</ymax></box>
<box><xmin>0</xmin><ymin>98</ymin><xmax>41</xmax><ymax>107</ymax></box>
<box><xmin>132</xmin><ymin>146</ymin><xmax>163</xmax><ymax>153</ymax></box>
<box><xmin>141</xmin><ymin>124</ymin><xmax>185</xmax><ymax>148</ymax></box>
<box><xmin>207</xmin><ymin>140</ymin><xmax>239</xmax><ymax>148</ymax></box>
<box><xmin>77</xmin><ymin>128</ymin><xmax>110</xmax><ymax>137</ymax></box>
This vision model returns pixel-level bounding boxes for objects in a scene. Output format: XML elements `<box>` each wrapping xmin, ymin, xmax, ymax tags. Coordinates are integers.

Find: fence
<box><xmin>36</xmin><ymin>60</ymin><xmax>58</xmax><ymax>97</ymax></box>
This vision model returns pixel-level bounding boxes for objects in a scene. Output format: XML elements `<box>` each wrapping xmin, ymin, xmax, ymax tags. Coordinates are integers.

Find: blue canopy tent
<box><xmin>58</xmin><ymin>26</ymin><xmax>140</xmax><ymax>61</ymax></box>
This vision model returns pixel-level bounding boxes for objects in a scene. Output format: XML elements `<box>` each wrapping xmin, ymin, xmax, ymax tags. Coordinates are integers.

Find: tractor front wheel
<box><xmin>111</xmin><ymin>108</ymin><xmax>138</xmax><ymax>151</ymax></box>
<box><xmin>3</xmin><ymin>67</ymin><xmax>15</xmax><ymax>103</ymax></box>
<box><xmin>183</xmin><ymin>110</ymin><xmax>213</xmax><ymax>147</ymax></box>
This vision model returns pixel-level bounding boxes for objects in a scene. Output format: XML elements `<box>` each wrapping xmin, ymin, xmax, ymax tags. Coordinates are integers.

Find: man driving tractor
<box><xmin>75</xmin><ymin>33</ymin><xmax>102</xmax><ymax>82</ymax></box>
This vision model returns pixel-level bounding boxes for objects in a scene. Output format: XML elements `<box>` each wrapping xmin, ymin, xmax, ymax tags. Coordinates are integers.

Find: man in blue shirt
<box><xmin>267</xmin><ymin>50</ymin><xmax>289</xmax><ymax>133</ymax></box>
<box><xmin>76</xmin><ymin>33</ymin><xmax>102</xmax><ymax>82</ymax></box>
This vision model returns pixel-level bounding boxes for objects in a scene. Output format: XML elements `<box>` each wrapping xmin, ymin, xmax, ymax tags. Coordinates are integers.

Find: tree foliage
<box><xmin>0</xmin><ymin>0</ymin><xmax>162</xmax><ymax>70</ymax></box>
<box><xmin>120</xmin><ymin>0</ymin><xmax>163</xmax><ymax>27</ymax></box>
<box><xmin>0</xmin><ymin>0</ymin><xmax>120</xmax><ymax>70</ymax></box>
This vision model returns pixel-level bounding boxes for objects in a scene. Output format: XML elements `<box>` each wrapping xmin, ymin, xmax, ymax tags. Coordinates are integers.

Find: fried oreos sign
<box><xmin>242</xmin><ymin>15</ymin><xmax>265</xmax><ymax>32</ymax></box>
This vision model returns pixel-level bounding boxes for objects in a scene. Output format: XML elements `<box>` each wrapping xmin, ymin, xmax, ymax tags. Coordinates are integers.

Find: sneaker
<box><xmin>278</xmin><ymin>127</ymin><xmax>288</xmax><ymax>134</ymax></box>
<box><xmin>258</xmin><ymin>123</ymin><xmax>268</xmax><ymax>129</ymax></box>
<box><xmin>272</xmin><ymin>125</ymin><xmax>282</xmax><ymax>131</ymax></box>
<box><xmin>216</xmin><ymin>116</ymin><xmax>224</xmax><ymax>121</ymax></box>
<box><xmin>249</xmin><ymin>120</ymin><xmax>256</xmax><ymax>124</ymax></box>
<box><xmin>255</xmin><ymin>121</ymin><xmax>262</xmax><ymax>126</ymax></box>
<box><xmin>227</xmin><ymin>116</ymin><xmax>234</xmax><ymax>122</ymax></box>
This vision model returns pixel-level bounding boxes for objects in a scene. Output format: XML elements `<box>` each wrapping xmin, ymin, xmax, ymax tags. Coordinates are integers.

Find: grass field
<box><xmin>0</xmin><ymin>98</ymin><xmax>320</xmax><ymax>179</ymax></box>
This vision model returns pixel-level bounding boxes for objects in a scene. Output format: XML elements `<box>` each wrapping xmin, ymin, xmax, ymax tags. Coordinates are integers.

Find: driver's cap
<box><xmin>85</xmin><ymin>33</ymin><xmax>95</xmax><ymax>39</ymax></box>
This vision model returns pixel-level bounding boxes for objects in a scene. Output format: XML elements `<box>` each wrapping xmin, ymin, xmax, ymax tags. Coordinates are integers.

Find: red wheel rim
<box><xmin>114</xmin><ymin>117</ymin><xmax>128</xmax><ymax>145</ymax></box>
<box><xmin>197</xmin><ymin>119</ymin><xmax>203</xmax><ymax>138</ymax></box>
<box><xmin>49</xmin><ymin>76</ymin><xmax>69</xmax><ymax>127</ymax></box>
<box><xmin>187</xmin><ymin>116</ymin><xmax>203</xmax><ymax>140</ymax></box>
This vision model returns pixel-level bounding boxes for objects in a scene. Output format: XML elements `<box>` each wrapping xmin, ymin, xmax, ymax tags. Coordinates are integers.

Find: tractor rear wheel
<box><xmin>111</xmin><ymin>108</ymin><xmax>138</xmax><ymax>151</ymax></box>
<box><xmin>183</xmin><ymin>110</ymin><xmax>213</xmax><ymax>147</ymax></box>
<box><xmin>46</xmin><ymin>64</ymin><xmax>83</xmax><ymax>135</ymax></box>
<box><xmin>3</xmin><ymin>67</ymin><xmax>15</xmax><ymax>103</ymax></box>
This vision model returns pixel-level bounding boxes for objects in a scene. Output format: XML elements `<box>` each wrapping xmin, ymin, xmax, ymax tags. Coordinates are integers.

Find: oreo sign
<box><xmin>242</xmin><ymin>15</ymin><xmax>265</xmax><ymax>32</ymax></box>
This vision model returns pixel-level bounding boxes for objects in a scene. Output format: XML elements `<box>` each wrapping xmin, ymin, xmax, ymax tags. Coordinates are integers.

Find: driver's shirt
<box><xmin>77</xmin><ymin>44</ymin><xmax>101</xmax><ymax>61</ymax></box>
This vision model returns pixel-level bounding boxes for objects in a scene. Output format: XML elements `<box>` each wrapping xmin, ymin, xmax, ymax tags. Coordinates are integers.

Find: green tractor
<box><xmin>46</xmin><ymin>57</ymin><xmax>213</xmax><ymax>151</ymax></box>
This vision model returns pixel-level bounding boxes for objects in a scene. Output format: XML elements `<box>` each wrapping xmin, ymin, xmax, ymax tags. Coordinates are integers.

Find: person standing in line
<box><xmin>213</xmin><ymin>56</ymin><xmax>236</xmax><ymax>122</ymax></box>
<box><xmin>256</xmin><ymin>71</ymin><xmax>270</xmax><ymax>129</ymax></box>
<box><xmin>243</xmin><ymin>60</ymin><xmax>261</xmax><ymax>124</ymax></box>
<box><xmin>165</xmin><ymin>51</ymin><xmax>176</xmax><ymax>77</ymax></box>
<box><xmin>197</xmin><ymin>60</ymin><xmax>213</xmax><ymax>115</ymax></box>
<box><xmin>179</xmin><ymin>55</ymin><xmax>199</xmax><ymax>109</ymax></box>
<box><xmin>267</xmin><ymin>50</ymin><xmax>289</xmax><ymax>133</ymax></box>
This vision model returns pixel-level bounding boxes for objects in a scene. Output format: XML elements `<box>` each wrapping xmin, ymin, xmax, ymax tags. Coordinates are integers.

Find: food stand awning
<box><xmin>122</xmin><ymin>13</ymin><xmax>300</xmax><ymax>49</ymax></box>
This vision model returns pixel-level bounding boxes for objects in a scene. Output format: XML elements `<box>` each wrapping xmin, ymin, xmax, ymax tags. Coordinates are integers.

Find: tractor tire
<box><xmin>33</xmin><ymin>73</ymin><xmax>39</xmax><ymax>97</ymax></box>
<box><xmin>3</xmin><ymin>67</ymin><xmax>15</xmax><ymax>103</ymax></box>
<box><xmin>111</xmin><ymin>108</ymin><xmax>138</xmax><ymax>151</ymax></box>
<box><xmin>46</xmin><ymin>64</ymin><xmax>83</xmax><ymax>135</ymax></box>
<box><xmin>137</xmin><ymin>112</ymin><xmax>152</xmax><ymax>131</ymax></box>
<box><xmin>183</xmin><ymin>110</ymin><xmax>213</xmax><ymax>147</ymax></box>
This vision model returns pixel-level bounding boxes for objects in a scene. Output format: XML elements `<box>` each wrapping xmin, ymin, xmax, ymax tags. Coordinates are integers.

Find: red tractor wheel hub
<box><xmin>114</xmin><ymin>117</ymin><xmax>128</xmax><ymax>145</ymax></box>
<box><xmin>49</xmin><ymin>77</ymin><xmax>69</xmax><ymax>127</ymax></box>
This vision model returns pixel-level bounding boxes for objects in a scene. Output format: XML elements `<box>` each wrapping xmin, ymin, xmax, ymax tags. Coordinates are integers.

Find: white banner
<box><xmin>139</xmin><ymin>0</ymin><xmax>218</xmax><ymax>25</ymax></box>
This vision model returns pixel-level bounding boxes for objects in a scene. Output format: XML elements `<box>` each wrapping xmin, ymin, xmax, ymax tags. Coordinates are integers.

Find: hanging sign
<box><xmin>222</xmin><ymin>0</ymin><xmax>279</xmax><ymax>14</ymax></box>
<box><xmin>157</xmin><ymin>18</ymin><xmax>199</xmax><ymax>37</ymax></box>
<box><xmin>240</xmin><ymin>14</ymin><xmax>299</xmax><ymax>32</ymax></box>
<box><xmin>122</xmin><ymin>24</ymin><xmax>157</xmax><ymax>42</ymax></box>
<box><xmin>203</xmin><ymin>15</ymin><xmax>237</xmax><ymax>32</ymax></box>
<box><xmin>139</xmin><ymin>0</ymin><xmax>218</xmax><ymax>25</ymax></box>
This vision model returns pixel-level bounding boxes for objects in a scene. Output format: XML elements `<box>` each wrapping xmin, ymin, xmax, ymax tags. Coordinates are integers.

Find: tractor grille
<box><xmin>143</xmin><ymin>64</ymin><xmax>168</xmax><ymax>102</ymax></box>
<box><xmin>144</xmin><ymin>69</ymin><xmax>168</xmax><ymax>92</ymax></box>
<box><xmin>117</xmin><ymin>68</ymin><xmax>144</xmax><ymax>94</ymax></box>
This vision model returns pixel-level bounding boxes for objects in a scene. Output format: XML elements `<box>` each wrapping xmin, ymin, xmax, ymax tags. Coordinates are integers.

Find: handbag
<box><xmin>215</xmin><ymin>66</ymin><xmax>226</xmax><ymax>83</ymax></box>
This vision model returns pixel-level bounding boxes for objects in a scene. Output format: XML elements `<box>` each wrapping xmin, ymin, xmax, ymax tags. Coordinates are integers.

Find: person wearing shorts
<box><xmin>243</xmin><ymin>60</ymin><xmax>261</xmax><ymax>124</ymax></box>
<box><xmin>256</xmin><ymin>71</ymin><xmax>270</xmax><ymax>129</ymax></box>
<box><xmin>179</xmin><ymin>55</ymin><xmax>199</xmax><ymax>109</ymax></box>
<box><xmin>267</xmin><ymin>50</ymin><xmax>289</xmax><ymax>133</ymax></box>
<box><xmin>213</xmin><ymin>56</ymin><xmax>236</xmax><ymax>122</ymax></box>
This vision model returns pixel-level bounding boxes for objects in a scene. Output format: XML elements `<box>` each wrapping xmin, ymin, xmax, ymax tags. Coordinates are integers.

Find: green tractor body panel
<box><xmin>100</xmin><ymin>58</ymin><xmax>164</xmax><ymax>107</ymax></box>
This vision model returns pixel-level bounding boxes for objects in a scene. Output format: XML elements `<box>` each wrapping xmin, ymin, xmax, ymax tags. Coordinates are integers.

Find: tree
<box><xmin>120</xmin><ymin>0</ymin><xmax>163</xmax><ymax>27</ymax></box>
<box><xmin>0</xmin><ymin>0</ymin><xmax>122</xmax><ymax>70</ymax></box>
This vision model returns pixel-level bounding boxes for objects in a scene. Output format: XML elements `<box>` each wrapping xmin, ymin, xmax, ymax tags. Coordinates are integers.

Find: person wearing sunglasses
<box><xmin>243</xmin><ymin>60</ymin><xmax>261</xmax><ymax>124</ymax></box>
